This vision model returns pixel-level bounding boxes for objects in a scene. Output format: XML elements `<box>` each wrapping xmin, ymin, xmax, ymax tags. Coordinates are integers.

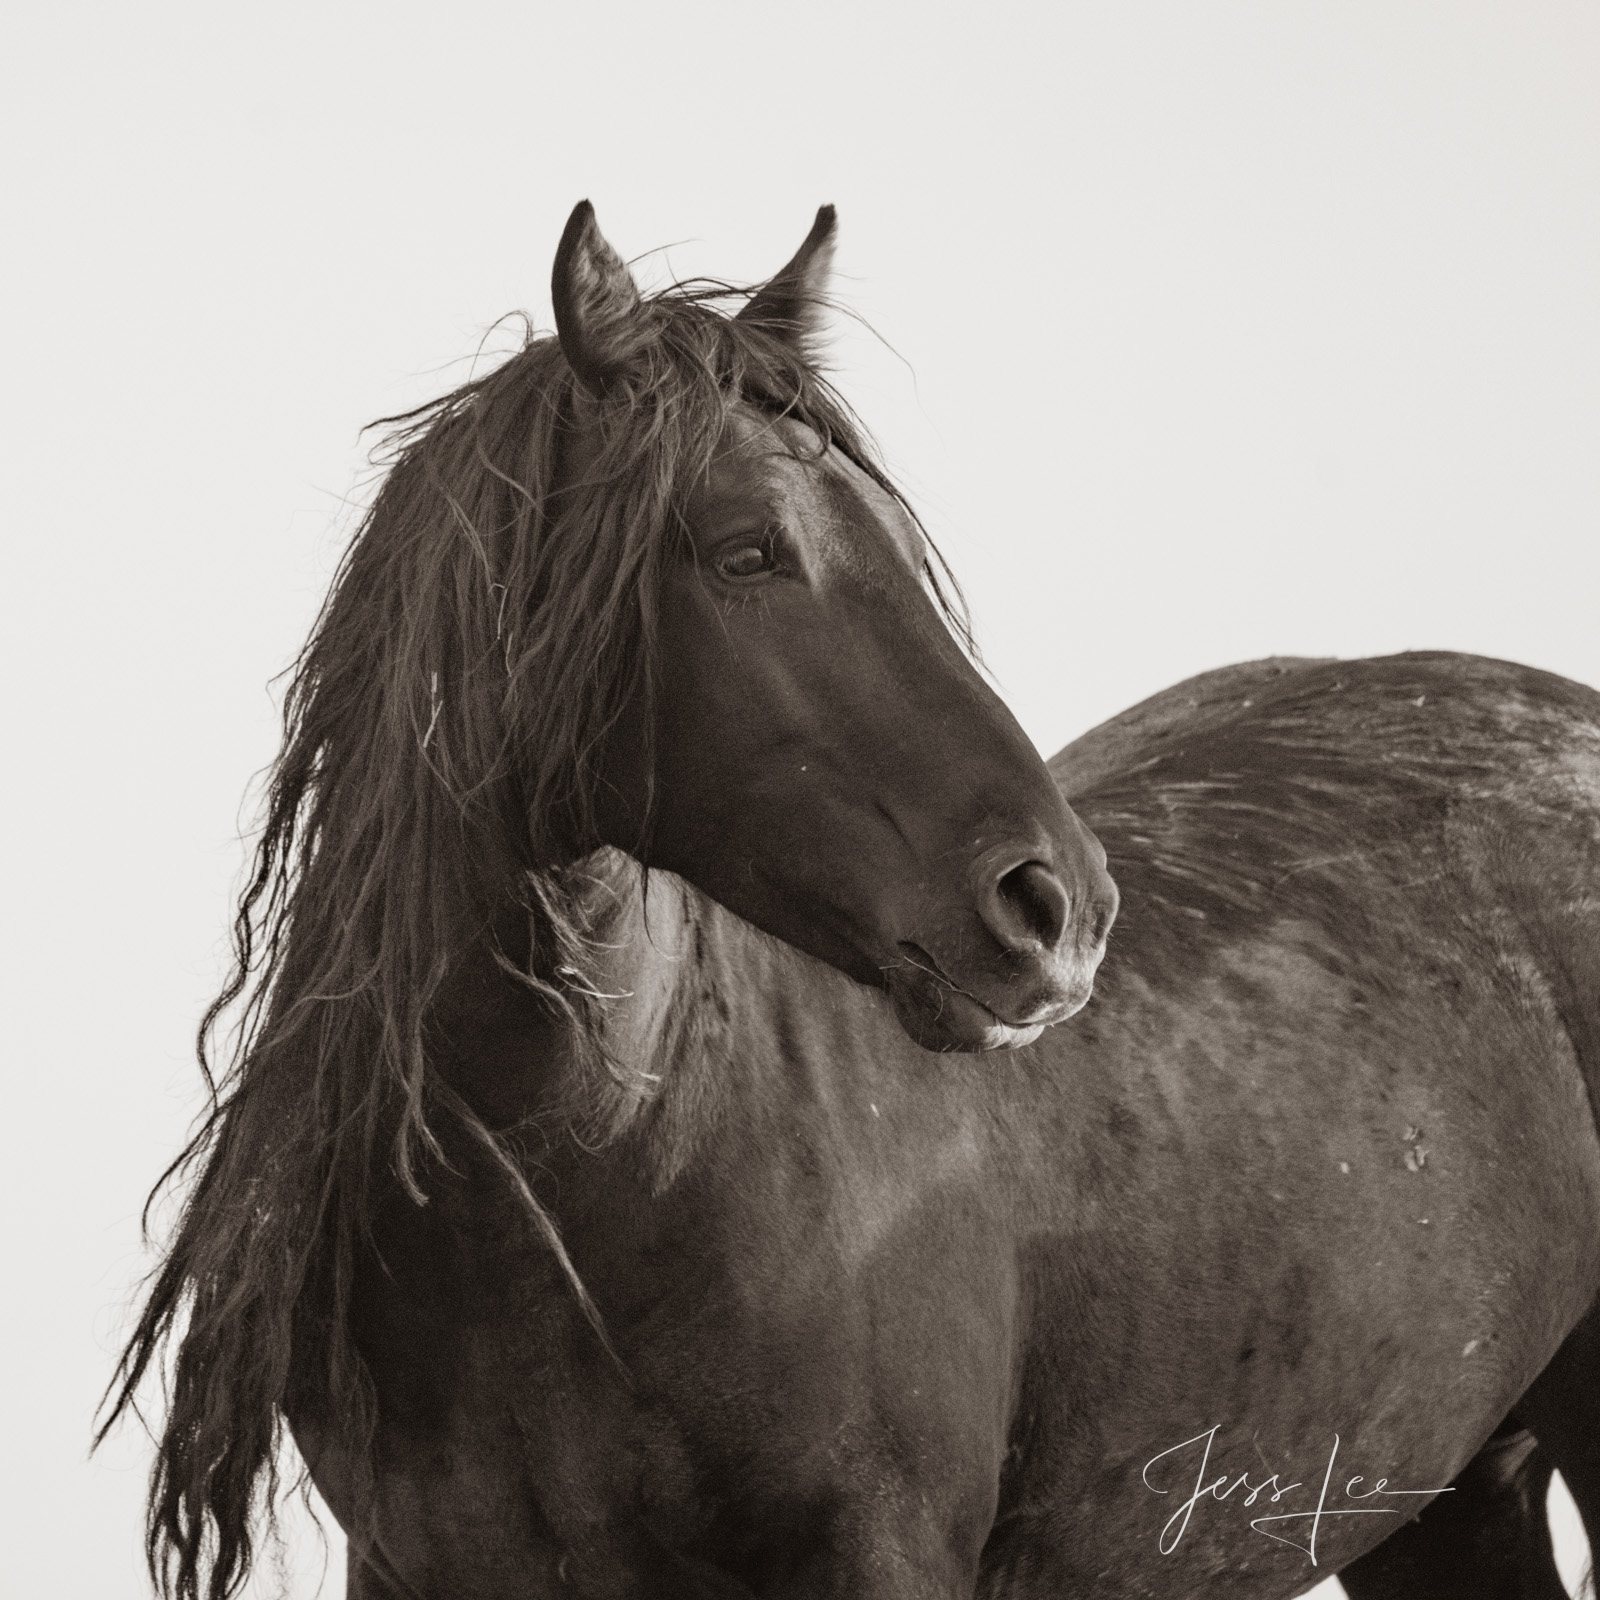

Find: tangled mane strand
<box><xmin>98</xmin><ymin>274</ymin><xmax>961</xmax><ymax>1600</ymax></box>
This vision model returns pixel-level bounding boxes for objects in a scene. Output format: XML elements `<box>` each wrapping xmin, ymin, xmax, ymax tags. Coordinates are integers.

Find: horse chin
<box><xmin>885</xmin><ymin>966</ymin><xmax>1051</xmax><ymax>1054</ymax></box>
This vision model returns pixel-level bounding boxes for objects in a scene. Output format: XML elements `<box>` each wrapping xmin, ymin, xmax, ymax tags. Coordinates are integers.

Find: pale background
<box><xmin>3</xmin><ymin>2</ymin><xmax>1597</xmax><ymax>1595</ymax></box>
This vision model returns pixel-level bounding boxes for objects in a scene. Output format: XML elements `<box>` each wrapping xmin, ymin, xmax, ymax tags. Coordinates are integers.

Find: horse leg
<box><xmin>1337</xmin><ymin>1421</ymin><xmax>1567</xmax><ymax>1600</ymax></box>
<box><xmin>1508</xmin><ymin>1298</ymin><xmax>1600</xmax><ymax>1595</ymax></box>
<box><xmin>346</xmin><ymin>1557</ymin><xmax>410</xmax><ymax>1598</ymax></box>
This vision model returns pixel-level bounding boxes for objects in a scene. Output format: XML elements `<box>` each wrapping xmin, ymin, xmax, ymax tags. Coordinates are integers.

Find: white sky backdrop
<box><xmin>3</xmin><ymin>2</ymin><xmax>1597</xmax><ymax>1595</ymax></box>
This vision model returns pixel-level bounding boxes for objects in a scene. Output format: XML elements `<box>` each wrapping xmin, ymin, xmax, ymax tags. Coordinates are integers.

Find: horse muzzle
<box><xmin>883</xmin><ymin>843</ymin><xmax>1118</xmax><ymax>1053</ymax></box>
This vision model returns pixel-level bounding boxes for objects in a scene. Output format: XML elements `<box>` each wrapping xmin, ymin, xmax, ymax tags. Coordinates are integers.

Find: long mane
<box><xmin>100</xmin><ymin>280</ymin><xmax>959</xmax><ymax>1600</ymax></box>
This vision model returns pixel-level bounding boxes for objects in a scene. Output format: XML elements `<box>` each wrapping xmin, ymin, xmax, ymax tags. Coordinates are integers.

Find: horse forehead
<box><xmin>692</xmin><ymin>413</ymin><xmax>918</xmax><ymax>560</ymax></box>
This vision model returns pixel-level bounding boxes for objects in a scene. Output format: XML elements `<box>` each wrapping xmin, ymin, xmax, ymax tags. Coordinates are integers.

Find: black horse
<box><xmin>105</xmin><ymin>206</ymin><xmax>1600</xmax><ymax>1599</ymax></box>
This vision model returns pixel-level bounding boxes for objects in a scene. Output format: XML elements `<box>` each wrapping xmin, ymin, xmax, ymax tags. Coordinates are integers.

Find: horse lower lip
<box><xmin>886</xmin><ymin>976</ymin><xmax>1047</xmax><ymax>1052</ymax></box>
<box><xmin>892</xmin><ymin>944</ymin><xmax>1066</xmax><ymax>1035</ymax></box>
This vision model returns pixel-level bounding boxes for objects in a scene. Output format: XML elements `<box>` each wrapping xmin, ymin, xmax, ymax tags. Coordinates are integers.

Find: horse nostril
<box><xmin>992</xmin><ymin>860</ymin><xmax>1071</xmax><ymax>952</ymax></box>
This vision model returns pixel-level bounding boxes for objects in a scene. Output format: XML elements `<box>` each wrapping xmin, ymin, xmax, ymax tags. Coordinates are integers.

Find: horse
<box><xmin>101</xmin><ymin>204</ymin><xmax>1600</xmax><ymax>1600</ymax></box>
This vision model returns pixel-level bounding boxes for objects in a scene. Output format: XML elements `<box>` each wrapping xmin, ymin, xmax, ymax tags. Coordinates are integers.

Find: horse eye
<box><xmin>717</xmin><ymin>543</ymin><xmax>774</xmax><ymax>580</ymax></box>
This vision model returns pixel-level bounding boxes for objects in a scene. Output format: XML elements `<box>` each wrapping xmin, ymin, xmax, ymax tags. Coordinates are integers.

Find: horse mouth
<box><xmin>885</xmin><ymin>942</ymin><xmax>1071</xmax><ymax>1053</ymax></box>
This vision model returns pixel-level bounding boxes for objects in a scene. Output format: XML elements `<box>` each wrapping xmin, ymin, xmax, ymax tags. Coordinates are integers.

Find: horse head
<box><xmin>551</xmin><ymin>202</ymin><xmax>1118</xmax><ymax>1051</ymax></box>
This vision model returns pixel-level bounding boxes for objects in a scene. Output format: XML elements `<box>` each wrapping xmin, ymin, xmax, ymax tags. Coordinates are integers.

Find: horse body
<box><xmin>312</xmin><ymin>651</ymin><xmax>1600</xmax><ymax>1598</ymax></box>
<box><xmin>106</xmin><ymin>205</ymin><xmax>1600</xmax><ymax>1600</ymax></box>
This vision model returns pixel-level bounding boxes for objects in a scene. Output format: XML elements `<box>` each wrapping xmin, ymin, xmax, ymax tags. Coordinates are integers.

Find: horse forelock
<box><xmin>103</xmin><ymin>280</ymin><xmax>939</xmax><ymax>1600</ymax></box>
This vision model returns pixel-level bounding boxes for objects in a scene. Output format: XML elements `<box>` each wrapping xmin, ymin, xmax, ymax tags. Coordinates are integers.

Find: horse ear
<box><xmin>736</xmin><ymin>205</ymin><xmax>837</xmax><ymax>353</ymax></box>
<box><xmin>552</xmin><ymin>200</ymin><xmax>651</xmax><ymax>393</ymax></box>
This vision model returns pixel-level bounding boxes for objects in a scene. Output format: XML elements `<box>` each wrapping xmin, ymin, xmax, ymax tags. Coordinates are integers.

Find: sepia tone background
<box><xmin>3</xmin><ymin>2</ymin><xmax>1597</xmax><ymax>1593</ymax></box>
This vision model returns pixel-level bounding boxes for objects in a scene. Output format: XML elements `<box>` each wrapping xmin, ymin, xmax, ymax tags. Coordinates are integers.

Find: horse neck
<box><xmin>428</xmin><ymin>851</ymin><xmax>697</xmax><ymax>1133</ymax></box>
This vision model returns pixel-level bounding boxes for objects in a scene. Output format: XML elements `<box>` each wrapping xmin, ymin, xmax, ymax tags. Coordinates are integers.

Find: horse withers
<box><xmin>103</xmin><ymin>207</ymin><xmax>1600</xmax><ymax>1599</ymax></box>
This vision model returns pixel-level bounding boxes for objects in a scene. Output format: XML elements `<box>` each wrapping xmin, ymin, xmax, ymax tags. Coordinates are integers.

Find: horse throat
<box><xmin>427</xmin><ymin>851</ymin><xmax>698</xmax><ymax>1137</ymax></box>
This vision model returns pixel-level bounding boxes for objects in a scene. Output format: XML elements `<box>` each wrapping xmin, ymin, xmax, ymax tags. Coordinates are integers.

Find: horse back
<box><xmin>1052</xmin><ymin>650</ymin><xmax>1600</xmax><ymax>1133</ymax></box>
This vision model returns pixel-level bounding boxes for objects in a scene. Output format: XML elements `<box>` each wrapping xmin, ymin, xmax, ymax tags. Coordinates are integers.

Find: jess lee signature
<box><xmin>1142</xmin><ymin>1426</ymin><xmax>1454</xmax><ymax>1566</ymax></box>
